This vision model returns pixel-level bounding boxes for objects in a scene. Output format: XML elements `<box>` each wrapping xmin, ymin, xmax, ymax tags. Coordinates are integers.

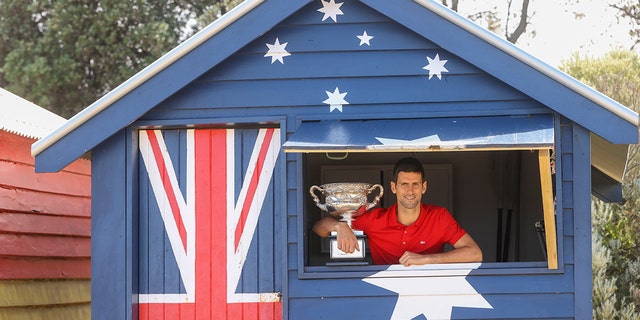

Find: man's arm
<box><xmin>398</xmin><ymin>233</ymin><xmax>483</xmax><ymax>266</ymax></box>
<box><xmin>312</xmin><ymin>216</ymin><xmax>360</xmax><ymax>253</ymax></box>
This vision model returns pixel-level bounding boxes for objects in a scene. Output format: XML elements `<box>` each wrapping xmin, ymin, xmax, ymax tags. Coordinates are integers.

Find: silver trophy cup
<box><xmin>310</xmin><ymin>183</ymin><xmax>383</xmax><ymax>263</ymax></box>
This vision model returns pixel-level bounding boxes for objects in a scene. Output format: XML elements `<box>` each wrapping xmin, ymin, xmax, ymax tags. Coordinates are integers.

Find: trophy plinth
<box><xmin>310</xmin><ymin>182</ymin><xmax>383</xmax><ymax>265</ymax></box>
<box><xmin>327</xmin><ymin>230</ymin><xmax>368</xmax><ymax>266</ymax></box>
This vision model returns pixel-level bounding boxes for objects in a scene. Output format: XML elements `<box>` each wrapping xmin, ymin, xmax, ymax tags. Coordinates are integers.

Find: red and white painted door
<box><xmin>137</xmin><ymin>127</ymin><xmax>282</xmax><ymax>319</ymax></box>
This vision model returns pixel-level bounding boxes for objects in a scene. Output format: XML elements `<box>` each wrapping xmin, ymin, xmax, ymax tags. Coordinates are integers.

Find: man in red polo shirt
<box><xmin>312</xmin><ymin>157</ymin><xmax>482</xmax><ymax>266</ymax></box>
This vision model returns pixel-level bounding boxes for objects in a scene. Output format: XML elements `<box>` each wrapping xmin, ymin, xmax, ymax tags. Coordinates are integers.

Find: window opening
<box><xmin>302</xmin><ymin>150</ymin><xmax>557</xmax><ymax>269</ymax></box>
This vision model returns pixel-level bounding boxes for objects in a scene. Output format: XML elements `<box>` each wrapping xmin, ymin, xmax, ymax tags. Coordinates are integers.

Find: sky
<box><xmin>459</xmin><ymin>0</ymin><xmax>637</xmax><ymax>68</ymax></box>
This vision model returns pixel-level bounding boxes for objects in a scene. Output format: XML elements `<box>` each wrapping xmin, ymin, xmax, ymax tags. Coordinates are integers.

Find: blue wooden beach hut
<box><xmin>32</xmin><ymin>0</ymin><xmax>638</xmax><ymax>319</ymax></box>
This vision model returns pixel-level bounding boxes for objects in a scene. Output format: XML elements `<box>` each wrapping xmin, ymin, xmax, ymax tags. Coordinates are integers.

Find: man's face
<box><xmin>390</xmin><ymin>171</ymin><xmax>427</xmax><ymax>211</ymax></box>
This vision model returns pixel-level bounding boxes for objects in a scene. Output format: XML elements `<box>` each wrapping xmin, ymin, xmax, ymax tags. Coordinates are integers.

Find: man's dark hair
<box><xmin>392</xmin><ymin>157</ymin><xmax>425</xmax><ymax>182</ymax></box>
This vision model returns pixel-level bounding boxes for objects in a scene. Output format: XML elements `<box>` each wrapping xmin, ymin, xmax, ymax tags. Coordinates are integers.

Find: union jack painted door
<box><xmin>137</xmin><ymin>127</ymin><xmax>283</xmax><ymax>319</ymax></box>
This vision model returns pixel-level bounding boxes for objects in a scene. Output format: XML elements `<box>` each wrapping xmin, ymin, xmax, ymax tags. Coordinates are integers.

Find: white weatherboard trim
<box><xmin>413</xmin><ymin>0</ymin><xmax>638</xmax><ymax>126</ymax></box>
<box><xmin>31</xmin><ymin>0</ymin><xmax>265</xmax><ymax>157</ymax></box>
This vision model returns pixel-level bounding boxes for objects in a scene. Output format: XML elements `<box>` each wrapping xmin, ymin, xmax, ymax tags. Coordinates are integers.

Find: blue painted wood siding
<box><xmin>283</xmin><ymin>121</ymin><xmax>583</xmax><ymax>319</ymax></box>
<box><xmin>127</xmin><ymin>1</ymin><xmax>585</xmax><ymax>319</ymax></box>
<box><xmin>144</xmin><ymin>2</ymin><xmax>546</xmax><ymax>121</ymax></box>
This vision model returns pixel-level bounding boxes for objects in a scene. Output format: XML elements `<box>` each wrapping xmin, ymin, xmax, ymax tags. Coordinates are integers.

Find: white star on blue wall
<box><xmin>363</xmin><ymin>265</ymin><xmax>493</xmax><ymax>319</ymax></box>
<box><xmin>423</xmin><ymin>53</ymin><xmax>449</xmax><ymax>80</ymax></box>
<box><xmin>323</xmin><ymin>87</ymin><xmax>349</xmax><ymax>112</ymax></box>
<box><xmin>357</xmin><ymin>31</ymin><xmax>374</xmax><ymax>46</ymax></box>
<box><xmin>317</xmin><ymin>0</ymin><xmax>344</xmax><ymax>22</ymax></box>
<box><xmin>264</xmin><ymin>38</ymin><xmax>291</xmax><ymax>64</ymax></box>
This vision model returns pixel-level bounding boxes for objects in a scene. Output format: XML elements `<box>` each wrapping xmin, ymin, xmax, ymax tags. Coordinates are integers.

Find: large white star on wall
<box><xmin>363</xmin><ymin>265</ymin><xmax>493</xmax><ymax>319</ymax></box>
<box><xmin>357</xmin><ymin>31</ymin><xmax>374</xmax><ymax>46</ymax></box>
<box><xmin>323</xmin><ymin>87</ymin><xmax>349</xmax><ymax>112</ymax></box>
<box><xmin>317</xmin><ymin>0</ymin><xmax>344</xmax><ymax>22</ymax></box>
<box><xmin>264</xmin><ymin>38</ymin><xmax>291</xmax><ymax>64</ymax></box>
<box><xmin>423</xmin><ymin>53</ymin><xmax>449</xmax><ymax>80</ymax></box>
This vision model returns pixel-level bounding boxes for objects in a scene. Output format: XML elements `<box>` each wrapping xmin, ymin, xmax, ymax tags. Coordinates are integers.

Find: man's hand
<box><xmin>399</xmin><ymin>251</ymin><xmax>427</xmax><ymax>266</ymax></box>
<box><xmin>312</xmin><ymin>216</ymin><xmax>360</xmax><ymax>253</ymax></box>
<box><xmin>398</xmin><ymin>233</ymin><xmax>483</xmax><ymax>266</ymax></box>
<box><xmin>334</xmin><ymin>221</ymin><xmax>360</xmax><ymax>253</ymax></box>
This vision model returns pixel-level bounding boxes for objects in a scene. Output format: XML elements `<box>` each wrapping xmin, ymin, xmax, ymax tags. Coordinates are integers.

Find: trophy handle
<box><xmin>365</xmin><ymin>184</ymin><xmax>384</xmax><ymax>210</ymax></box>
<box><xmin>309</xmin><ymin>185</ymin><xmax>328</xmax><ymax>211</ymax></box>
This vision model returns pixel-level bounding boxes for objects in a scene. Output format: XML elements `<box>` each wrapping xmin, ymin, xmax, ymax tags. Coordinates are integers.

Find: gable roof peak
<box><xmin>412</xmin><ymin>0</ymin><xmax>637</xmax><ymax>125</ymax></box>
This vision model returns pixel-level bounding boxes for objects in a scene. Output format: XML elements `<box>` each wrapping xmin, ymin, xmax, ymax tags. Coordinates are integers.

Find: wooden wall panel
<box><xmin>288</xmin><ymin>293</ymin><xmax>575</xmax><ymax>319</ymax></box>
<box><xmin>569</xmin><ymin>124</ymin><xmax>594</xmax><ymax>319</ymax></box>
<box><xmin>0</xmin><ymin>234</ymin><xmax>90</xmax><ymax>258</ymax></box>
<box><xmin>0</xmin><ymin>161</ymin><xmax>90</xmax><ymax>196</ymax></box>
<box><xmin>0</xmin><ymin>130</ymin><xmax>92</xmax><ymax>314</ymax></box>
<box><xmin>0</xmin><ymin>131</ymin><xmax>90</xmax><ymax>174</ymax></box>
<box><xmin>0</xmin><ymin>279</ymin><xmax>90</xmax><ymax>306</ymax></box>
<box><xmin>0</xmin><ymin>257</ymin><xmax>90</xmax><ymax>279</ymax></box>
<box><xmin>0</xmin><ymin>279</ymin><xmax>91</xmax><ymax>319</ymax></box>
<box><xmin>90</xmin><ymin>130</ymin><xmax>132</xmax><ymax>320</ymax></box>
<box><xmin>0</xmin><ymin>188</ymin><xmax>90</xmax><ymax>217</ymax></box>
<box><xmin>0</xmin><ymin>212</ymin><xmax>90</xmax><ymax>236</ymax></box>
<box><xmin>0</xmin><ymin>304</ymin><xmax>91</xmax><ymax>320</ymax></box>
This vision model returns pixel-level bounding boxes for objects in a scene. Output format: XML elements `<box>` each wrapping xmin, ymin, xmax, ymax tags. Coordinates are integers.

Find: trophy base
<box><xmin>327</xmin><ymin>230</ymin><xmax>369</xmax><ymax>266</ymax></box>
<box><xmin>325</xmin><ymin>260</ymin><xmax>370</xmax><ymax>266</ymax></box>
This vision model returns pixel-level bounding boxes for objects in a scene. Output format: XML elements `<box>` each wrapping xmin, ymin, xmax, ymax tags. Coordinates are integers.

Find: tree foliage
<box><xmin>196</xmin><ymin>0</ymin><xmax>244</xmax><ymax>29</ymax></box>
<box><xmin>442</xmin><ymin>0</ymin><xmax>532</xmax><ymax>44</ymax></box>
<box><xmin>0</xmin><ymin>0</ymin><xmax>213</xmax><ymax>118</ymax></box>
<box><xmin>611</xmin><ymin>1</ymin><xmax>640</xmax><ymax>50</ymax></box>
<box><xmin>561</xmin><ymin>50</ymin><xmax>640</xmax><ymax>319</ymax></box>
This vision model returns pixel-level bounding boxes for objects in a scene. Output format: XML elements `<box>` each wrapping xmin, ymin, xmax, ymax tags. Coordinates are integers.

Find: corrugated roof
<box><xmin>0</xmin><ymin>87</ymin><xmax>67</xmax><ymax>140</ymax></box>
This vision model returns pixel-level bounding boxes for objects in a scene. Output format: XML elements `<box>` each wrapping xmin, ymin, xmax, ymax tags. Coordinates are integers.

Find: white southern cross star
<box><xmin>375</xmin><ymin>135</ymin><xmax>483</xmax><ymax>149</ymax></box>
<box><xmin>423</xmin><ymin>53</ymin><xmax>449</xmax><ymax>80</ymax></box>
<box><xmin>363</xmin><ymin>265</ymin><xmax>492</xmax><ymax>319</ymax></box>
<box><xmin>323</xmin><ymin>87</ymin><xmax>349</xmax><ymax>112</ymax></box>
<box><xmin>317</xmin><ymin>0</ymin><xmax>344</xmax><ymax>22</ymax></box>
<box><xmin>264</xmin><ymin>38</ymin><xmax>291</xmax><ymax>64</ymax></box>
<box><xmin>375</xmin><ymin>134</ymin><xmax>443</xmax><ymax>146</ymax></box>
<box><xmin>357</xmin><ymin>31</ymin><xmax>374</xmax><ymax>46</ymax></box>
